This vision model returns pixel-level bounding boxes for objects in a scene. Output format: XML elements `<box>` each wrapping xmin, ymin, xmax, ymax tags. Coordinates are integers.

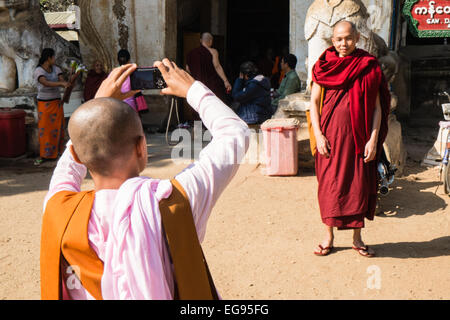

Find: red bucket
<box><xmin>0</xmin><ymin>108</ymin><xmax>26</xmax><ymax>158</ymax></box>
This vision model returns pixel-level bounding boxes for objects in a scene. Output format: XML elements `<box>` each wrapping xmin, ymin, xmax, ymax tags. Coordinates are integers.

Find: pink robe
<box><xmin>43</xmin><ymin>81</ymin><xmax>249</xmax><ymax>299</ymax></box>
<box><xmin>121</xmin><ymin>76</ymin><xmax>137</xmax><ymax>112</ymax></box>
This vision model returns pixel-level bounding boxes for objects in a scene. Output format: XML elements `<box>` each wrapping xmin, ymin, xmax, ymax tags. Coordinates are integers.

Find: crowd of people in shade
<box><xmin>185</xmin><ymin>32</ymin><xmax>302</xmax><ymax>127</ymax></box>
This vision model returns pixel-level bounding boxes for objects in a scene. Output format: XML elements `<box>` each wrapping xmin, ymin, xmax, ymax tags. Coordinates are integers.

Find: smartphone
<box><xmin>130</xmin><ymin>67</ymin><xmax>167</xmax><ymax>90</ymax></box>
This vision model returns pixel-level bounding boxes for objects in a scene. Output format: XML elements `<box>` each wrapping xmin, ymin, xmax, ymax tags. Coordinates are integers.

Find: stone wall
<box><xmin>290</xmin><ymin>0</ymin><xmax>314</xmax><ymax>81</ymax></box>
<box><xmin>79</xmin><ymin>0</ymin><xmax>177</xmax><ymax>72</ymax></box>
<box><xmin>361</xmin><ymin>0</ymin><xmax>393</xmax><ymax>45</ymax></box>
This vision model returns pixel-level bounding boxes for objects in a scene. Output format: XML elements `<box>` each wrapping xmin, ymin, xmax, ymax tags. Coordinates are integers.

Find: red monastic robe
<box><xmin>186</xmin><ymin>45</ymin><xmax>226</xmax><ymax>102</ymax></box>
<box><xmin>312</xmin><ymin>47</ymin><xmax>390</xmax><ymax>229</ymax></box>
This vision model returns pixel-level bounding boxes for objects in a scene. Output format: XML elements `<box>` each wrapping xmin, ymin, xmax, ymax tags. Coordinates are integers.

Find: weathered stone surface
<box><xmin>272</xmin><ymin>93</ymin><xmax>310</xmax><ymax>127</ymax></box>
<box><xmin>0</xmin><ymin>55</ymin><xmax>16</xmax><ymax>92</ymax></box>
<box><xmin>297</xmin><ymin>124</ymin><xmax>316</xmax><ymax>169</ymax></box>
<box><xmin>0</xmin><ymin>0</ymin><xmax>80</xmax><ymax>93</ymax></box>
<box><xmin>384</xmin><ymin>114</ymin><xmax>407</xmax><ymax>176</ymax></box>
<box><xmin>0</xmin><ymin>93</ymin><xmax>36</xmax><ymax>110</ymax></box>
<box><xmin>78</xmin><ymin>0</ymin><xmax>177</xmax><ymax>133</ymax></box>
<box><xmin>140</xmin><ymin>94</ymin><xmax>173</xmax><ymax>131</ymax></box>
<box><xmin>78</xmin><ymin>0</ymin><xmax>177</xmax><ymax>72</ymax></box>
<box><xmin>361</xmin><ymin>0</ymin><xmax>393</xmax><ymax>44</ymax></box>
<box><xmin>290</xmin><ymin>0</ymin><xmax>315</xmax><ymax>81</ymax></box>
<box><xmin>278</xmin><ymin>93</ymin><xmax>310</xmax><ymax>113</ymax></box>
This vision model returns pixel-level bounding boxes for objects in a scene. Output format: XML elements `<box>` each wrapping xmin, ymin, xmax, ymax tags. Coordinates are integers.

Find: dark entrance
<box><xmin>401</xmin><ymin>28</ymin><xmax>450</xmax><ymax>130</ymax></box>
<box><xmin>226</xmin><ymin>0</ymin><xmax>290</xmax><ymax>85</ymax></box>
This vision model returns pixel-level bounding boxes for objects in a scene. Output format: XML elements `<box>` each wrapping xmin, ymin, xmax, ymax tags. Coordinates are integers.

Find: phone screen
<box><xmin>130</xmin><ymin>68</ymin><xmax>166</xmax><ymax>90</ymax></box>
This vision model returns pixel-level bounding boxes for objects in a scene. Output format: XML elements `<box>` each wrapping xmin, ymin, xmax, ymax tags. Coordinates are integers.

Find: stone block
<box><xmin>273</xmin><ymin>92</ymin><xmax>310</xmax><ymax>122</ymax></box>
<box><xmin>140</xmin><ymin>94</ymin><xmax>172</xmax><ymax>131</ymax></box>
<box><xmin>383</xmin><ymin>113</ymin><xmax>407</xmax><ymax>176</ymax></box>
<box><xmin>297</xmin><ymin>124</ymin><xmax>315</xmax><ymax>169</ymax></box>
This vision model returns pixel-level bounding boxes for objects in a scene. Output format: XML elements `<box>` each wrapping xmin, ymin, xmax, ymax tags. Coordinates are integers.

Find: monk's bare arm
<box><xmin>364</xmin><ymin>93</ymin><xmax>382</xmax><ymax>163</ymax></box>
<box><xmin>310</xmin><ymin>82</ymin><xmax>322</xmax><ymax>137</ymax></box>
<box><xmin>371</xmin><ymin>93</ymin><xmax>382</xmax><ymax>141</ymax></box>
<box><xmin>211</xmin><ymin>49</ymin><xmax>231</xmax><ymax>90</ymax></box>
<box><xmin>310</xmin><ymin>82</ymin><xmax>330</xmax><ymax>157</ymax></box>
<box><xmin>39</xmin><ymin>76</ymin><xmax>68</xmax><ymax>88</ymax></box>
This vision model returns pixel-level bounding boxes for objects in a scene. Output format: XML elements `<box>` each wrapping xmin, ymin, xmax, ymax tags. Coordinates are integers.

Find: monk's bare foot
<box><xmin>314</xmin><ymin>238</ymin><xmax>334</xmax><ymax>256</ymax></box>
<box><xmin>352</xmin><ymin>239</ymin><xmax>375</xmax><ymax>257</ymax></box>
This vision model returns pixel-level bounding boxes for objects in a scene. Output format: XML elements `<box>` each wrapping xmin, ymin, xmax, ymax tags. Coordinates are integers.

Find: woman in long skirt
<box><xmin>33</xmin><ymin>48</ymin><xmax>69</xmax><ymax>165</ymax></box>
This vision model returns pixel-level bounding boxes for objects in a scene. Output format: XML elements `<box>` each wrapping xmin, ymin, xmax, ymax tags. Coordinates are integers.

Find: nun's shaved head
<box><xmin>68</xmin><ymin>98</ymin><xmax>144</xmax><ymax>175</ymax></box>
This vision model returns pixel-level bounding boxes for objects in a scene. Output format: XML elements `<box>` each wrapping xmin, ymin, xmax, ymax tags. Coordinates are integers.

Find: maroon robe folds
<box><xmin>186</xmin><ymin>45</ymin><xmax>225</xmax><ymax>102</ymax></box>
<box><xmin>83</xmin><ymin>70</ymin><xmax>107</xmax><ymax>102</ymax></box>
<box><xmin>312</xmin><ymin>47</ymin><xmax>390</xmax><ymax>229</ymax></box>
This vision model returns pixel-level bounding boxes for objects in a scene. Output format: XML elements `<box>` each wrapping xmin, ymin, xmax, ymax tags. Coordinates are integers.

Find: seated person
<box><xmin>271</xmin><ymin>54</ymin><xmax>301</xmax><ymax>113</ymax></box>
<box><xmin>232</xmin><ymin>61</ymin><xmax>272</xmax><ymax>125</ymax></box>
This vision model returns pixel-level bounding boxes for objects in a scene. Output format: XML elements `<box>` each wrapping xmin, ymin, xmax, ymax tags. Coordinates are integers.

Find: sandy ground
<box><xmin>0</xmin><ymin>133</ymin><xmax>449</xmax><ymax>300</ymax></box>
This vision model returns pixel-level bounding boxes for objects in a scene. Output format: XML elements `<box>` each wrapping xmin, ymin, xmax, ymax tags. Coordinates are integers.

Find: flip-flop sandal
<box><xmin>34</xmin><ymin>159</ymin><xmax>44</xmax><ymax>166</ymax></box>
<box><xmin>314</xmin><ymin>244</ymin><xmax>334</xmax><ymax>256</ymax></box>
<box><xmin>352</xmin><ymin>245</ymin><xmax>375</xmax><ymax>257</ymax></box>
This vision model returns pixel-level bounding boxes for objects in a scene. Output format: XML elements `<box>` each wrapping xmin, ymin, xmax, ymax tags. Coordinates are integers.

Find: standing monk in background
<box><xmin>186</xmin><ymin>32</ymin><xmax>231</xmax><ymax>108</ymax></box>
<box><xmin>309</xmin><ymin>21</ymin><xmax>390</xmax><ymax>257</ymax></box>
<box><xmin>83</xmin><ymin>60</ymin><xmax>107</xmax><ymax>102</ymax></box>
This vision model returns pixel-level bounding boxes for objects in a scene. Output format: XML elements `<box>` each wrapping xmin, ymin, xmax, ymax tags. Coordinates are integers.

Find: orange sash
<box><xmin>306</xmin><ymin>86</ymin><xmax>325</xmax><ymax>156</ymax></box>
<box><xmin>40</xmin><ymin>191</ymin><xmax>102</xmax><ymax>300</ymax></box>
<box><xmin>159</xmin><ymin>179</ymin><xmax>218</xmax><ymax>300</ymax></box>
<box><xmin>40</xmin><ymin>180</ymin><xmax>218</xmax><ymax>300</ymax></box>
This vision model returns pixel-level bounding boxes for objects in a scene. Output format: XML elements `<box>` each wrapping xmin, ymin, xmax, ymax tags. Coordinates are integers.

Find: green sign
<box><xmin>403</xmin><ymin>0</ymin><xmax>450</xmax><ymax>38</ymax></box>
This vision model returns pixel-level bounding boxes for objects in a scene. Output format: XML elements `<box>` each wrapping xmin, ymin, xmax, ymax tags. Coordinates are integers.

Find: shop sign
<box><xmin>403</xmin><ymin>0</ymin><xmax>450</xmax><ymax>37</ymax></box>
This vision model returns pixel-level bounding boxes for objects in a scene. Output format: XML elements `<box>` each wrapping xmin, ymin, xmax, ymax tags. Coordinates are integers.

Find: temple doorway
<box><xmin>177</xmin><ymin>0</ymin><xmax>290</xmax><ymax>120</ymax></box>
<box><xmin>225</xmin><ymin>0</ymin><xmax>290</xmax><ymax>86</ymax></box>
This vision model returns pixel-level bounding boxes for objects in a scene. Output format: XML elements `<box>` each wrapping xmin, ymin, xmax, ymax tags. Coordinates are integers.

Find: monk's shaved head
<box><xmin>331</xmin><ymin>20</ymin><xmax>360</xmax><ymax>57</ymax></box>
<box><xmin>333</xmin><ymin>20</ymin><xmax>358</xmax><ymax>36</ymax></box>
<box><xmin>201</xmin><ymin>32</ymin><xmax>213</xmax><ymax>42</ymax></box>
<box><xmin>68</xmin><ymin>98</ymin><xmax>144</xmax><ymax>175</ymax></box>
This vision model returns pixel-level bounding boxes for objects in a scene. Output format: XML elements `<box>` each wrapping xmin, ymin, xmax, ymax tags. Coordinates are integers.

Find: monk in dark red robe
<box><xmin>309</xmin><ymin>21</ymin><xmax>390</xmax><ymax>257</ymax></box>
<box><xmin>83</xmin><ymin>60</ymin><xmax>107</xmax><ymax>102</ymax></box>
<box><xmin>186</xmin><ymin>33</ymin><xmax>231</xmax><ymax>111</ymax></box>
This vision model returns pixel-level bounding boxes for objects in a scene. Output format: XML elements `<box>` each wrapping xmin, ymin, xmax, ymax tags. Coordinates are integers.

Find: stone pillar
<box><xmin>131</xmin><ymin>0</ymin><xmax>177</xmax><ymax>66</ymax></box>
<box><xmin>79</xmin><ymin>0</ymin><xmax>177</xmax><ymax>71</ymax></box>
<box><xmin>0</xmin><ymin>56</ymin><xmax>16</xmax><ymax>92</ymax></box>
<box><xmin>361</xmin><ymin>0</ymin><xmax>393</xmax><ymax>45</ymax></box>
<box><xmin>78</xmin><ymin>0</ymin><xmax>178</xmax><ymax>130</ymax></box>
<box><xmin>290</xmin><ymin>0</ymin><xmax>314</xmax><ymax>82</ymax></box>
<box><xmin>211</xmin><ymin>0</ymin><xmax>227</xmax><ymax>36</ymax></box>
